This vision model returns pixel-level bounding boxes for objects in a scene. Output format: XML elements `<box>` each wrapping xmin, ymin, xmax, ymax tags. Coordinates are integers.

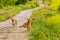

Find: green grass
<box><xmin>0</xmin><ymin>3</ymin><xmax>37</xmax><ymax>22</ymax></box>
<box><xmin>0</xmin><ymin>6</ymin><xmax>22</xmax><ymax>22</ymax></box>
<box><xmin>29</xmin><ymin>7</ymin><xmax>60</xmax><ymax>40</ymax></box>
<box><xmin>18</xmin><ymin>3</ymin><xmax>37</xmax><ymax>10</ymax></box>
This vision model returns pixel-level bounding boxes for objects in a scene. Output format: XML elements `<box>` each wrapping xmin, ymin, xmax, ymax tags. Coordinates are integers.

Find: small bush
<box><xmin>31</xmin><ymin>3</ymin><xmax>36</xmax><ymax>8</ymax></box>
<box><xmin>23</xmin><ymin>4</ymin><xmax>32</xmax><ymax>10</ymax></box>
<box><xmin>18</xmin><ymin>3</ymin><xmax>37</xmax><ymax>10</ymax></box>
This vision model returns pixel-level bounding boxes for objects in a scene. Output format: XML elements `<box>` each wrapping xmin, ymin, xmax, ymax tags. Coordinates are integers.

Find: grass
<box><xmin>29</xmin><ymin>7</ymin><xmax>60</xmax><ymax>40</ymax></box>
<box><xmin>0</xmin><ymin>3</ymin><xmax>37</xmax><ymax>22</ymax></box>
<box><xmin>0</xmin><ymin>6</ymin><xmax>22</xmax><ymax>22</ymax></box>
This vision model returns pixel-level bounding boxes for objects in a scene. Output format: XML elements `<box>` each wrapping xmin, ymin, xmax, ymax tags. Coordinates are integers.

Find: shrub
<box><xmin>18</xmin><ymin>3</ymin><xmax>37</xmax><ymax>10</ymax></box>
<box><xmin>31</xmin><ymin>3</ymin><xmax>36</xmax><ymax>8</ymax></box>
<box><xmin>23</xmin><ymin>4</ymin><xmax>32</xmax><ymax>10</ymax></box>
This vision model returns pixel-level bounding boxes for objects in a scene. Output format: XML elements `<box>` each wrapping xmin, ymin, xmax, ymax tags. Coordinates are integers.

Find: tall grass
<box><xmin>29</xmin><ymin>7</ymin><xmax>60</xmax><ymax>40</ymax></box>
<box><xmin>51</xmin><ymin>0</ymin><xmax>60</xmax><ymax>10</ymax></box>
<box><xmin>0</xmin><ymin>3</ymin><xmax>37</xmax><ymax>22</ymax></box>
<box><xmin>0</xmin><ymin>6</ymin><xmax>22</xmax><ymax>21</ymax></box>
<box><xmin>0</xmin><ymin>0</ymin><xmax>38</xmax><ymax>22</ymax></box>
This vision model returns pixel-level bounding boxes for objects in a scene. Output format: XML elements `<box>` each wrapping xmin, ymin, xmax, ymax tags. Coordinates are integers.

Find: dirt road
<box><xmin>0</xmin><ymin>7</ymin><xmax>42</xmax><ymax>40</ymax></box>
<box><xmin>0</xmin><ymin>9</ymin><xmax>34</xmax><ymax>40</ymax></box>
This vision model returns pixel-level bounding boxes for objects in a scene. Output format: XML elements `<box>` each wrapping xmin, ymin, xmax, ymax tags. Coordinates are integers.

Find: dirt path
<box><xmin>0</xmin><ymin>9</ymin><xmax>33</xmax><ymax>28</ymax></box>
<box><xmin>0</xmin><ymin>6</ymin><xmax>43</xmax><ymax>40</ymax></box>
<box><xmin>0</xmin><ymin>9</ymin><xmax>34</xmax><ymax>40</ymax></box>
<box><xmin>0</xmin><ymin>28</ymin><xmax>28</xmax><ymax>40</ymax></box>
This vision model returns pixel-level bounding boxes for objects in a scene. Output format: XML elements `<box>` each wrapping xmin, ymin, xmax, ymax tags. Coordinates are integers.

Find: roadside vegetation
<box><xmin>0</xmin><ymin>0</ymin><xmax>38</xmax><ymax>22</ymax></box>
<box><xmin>29</xmin><ymin>0</ymin><xmax>60</xmax><ymax>40</ymax></box>
<box><xmin>29</xmin><ymin>7</ymin><xmax>60</xmax><ymax>40</ymax></box>
<box><xmin>1</xmin><ymin>0</ymin><xmax>60</xmax><ymax>40</ymax></box>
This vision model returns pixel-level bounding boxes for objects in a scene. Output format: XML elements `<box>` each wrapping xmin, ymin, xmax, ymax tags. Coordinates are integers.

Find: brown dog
<box><xmin>11</xmin><ymin>18</ymin><xmax>17</xmax><ymax>27</ymax></box>
<box><xmin>20</xmin><ymin>19</ymin><xmax>31</xmax><ymax>30</ymax></box>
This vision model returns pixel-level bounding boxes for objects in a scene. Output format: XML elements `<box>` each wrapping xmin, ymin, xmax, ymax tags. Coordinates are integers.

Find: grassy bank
<box><xmin>29</xmin><ymin>7</ymin><xmax>60</xmax><ymax>40</ymax></box>
<box><xmin>0</xmin><ymin>6</ymin><xmax>22</xmax><ymax>22</ymax></box>
<box><xmin>0</xmin><ymin>3</ymin><xmax>37</xmax><ymax>22</ymax></box>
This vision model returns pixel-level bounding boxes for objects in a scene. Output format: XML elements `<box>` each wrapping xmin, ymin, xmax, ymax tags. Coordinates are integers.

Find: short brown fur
<box><xmin>11</xmin><ymin>18</ymin><xmax>17</xmax><ymax>27</ymax></box>
<box><xmin>20</xmin><ymin>19</ymin><xmax>31</xmax><ymax>30</ymax></box>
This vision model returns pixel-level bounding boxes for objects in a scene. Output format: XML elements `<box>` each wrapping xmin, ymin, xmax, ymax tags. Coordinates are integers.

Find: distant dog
<box><xmin>11</xmin><ymin>18</ymin><xmax>17</xmax><ymax>27</ymax></box>
<box><xmin>20</xmin><ymin>19</ymin><xmax>31</xmax><ymax>30</ymax></box>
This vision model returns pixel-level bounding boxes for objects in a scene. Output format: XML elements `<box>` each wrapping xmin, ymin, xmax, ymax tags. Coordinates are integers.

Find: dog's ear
<box><xmin>11</xmin><ymin>18</ymin><xmax>15</xmax><ymax>22</ymax></box>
